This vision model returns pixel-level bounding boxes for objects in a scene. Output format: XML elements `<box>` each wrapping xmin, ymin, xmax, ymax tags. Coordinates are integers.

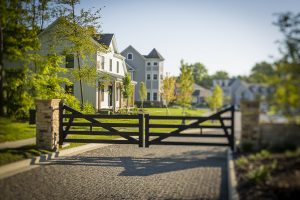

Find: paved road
<box><xmin>0</xmin><ymin>144</ymin><xmax>228</xmax><ymax>200</ymax></box>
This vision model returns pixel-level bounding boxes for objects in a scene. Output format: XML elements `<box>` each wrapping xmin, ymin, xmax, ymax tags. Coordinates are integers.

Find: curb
<box><xmin>227</xmin><ymin>148</ymin><xmax>239</xmax><ymax>200</ymax></box>
<box><xmin>0</xmin><ymin>143</ymin><xmax>112</xmax><ymax>180</ymax></box>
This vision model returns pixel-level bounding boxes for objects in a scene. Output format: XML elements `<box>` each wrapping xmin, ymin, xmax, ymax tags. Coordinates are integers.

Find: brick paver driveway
<box><xmin>0</xmin><ymin>143</ymin><xmax>228</xmax><ymax>200</ymax></box>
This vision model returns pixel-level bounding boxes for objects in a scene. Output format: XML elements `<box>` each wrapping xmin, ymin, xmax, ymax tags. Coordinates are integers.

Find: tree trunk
<box><xmin>76</xmin><ymin>54</ymin><xmax>84</xmax><ymax>107</ymax></box>
<box><xmin>0</xmin><ymin>20</ymin><xmax>4</xmax><ymax>116</ymax></box>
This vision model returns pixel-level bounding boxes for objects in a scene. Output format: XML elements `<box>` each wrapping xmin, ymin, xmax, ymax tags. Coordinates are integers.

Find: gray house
<box><xmin>121</xmin><ymin>45</ymin><xmax>164</xmax><ymax>102</ymax></box>
<box><xmin>213</xmin><ymin>78</ymin><xmax>270</xmax><ymax>109</ymax></box>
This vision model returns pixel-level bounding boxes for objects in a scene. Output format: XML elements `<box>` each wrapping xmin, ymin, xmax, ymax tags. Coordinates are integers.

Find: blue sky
<box><xmin>78</xmin><ymin>0</ymin><xmax>300</xmax><ymax>76</ymax></box>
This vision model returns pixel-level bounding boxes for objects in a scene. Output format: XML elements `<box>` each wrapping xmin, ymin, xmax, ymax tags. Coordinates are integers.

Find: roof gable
<box><xmin>144</xmin><ymin>48</ymin><xmax>164</xmax><ymax>60</ymax></box>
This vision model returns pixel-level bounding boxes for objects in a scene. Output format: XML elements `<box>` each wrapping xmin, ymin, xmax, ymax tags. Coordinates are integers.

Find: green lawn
<box><xmin>0</xmin><ymin>117</ymin><xmax>36</xmax><ymax>142</ymax></box>
<box><xmin>0</xmin><ymin>145</ymin><xmax>50</xmax><ymax>166</ymax></box>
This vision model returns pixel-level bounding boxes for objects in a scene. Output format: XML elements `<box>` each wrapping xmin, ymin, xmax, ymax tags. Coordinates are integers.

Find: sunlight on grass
<box><xmin>0</xmin><ymin>117</ymin><xmax>36</xmax><ymax>142</ymax></box>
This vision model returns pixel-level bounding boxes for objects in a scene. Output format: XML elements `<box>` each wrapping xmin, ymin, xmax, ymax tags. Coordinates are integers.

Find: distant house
<box><xmin>192</xmin><ymin>84</ymin><xmax>212</xmax><ymax>105</ymax></box>
<box><xmin>38</xmin><ymin>19</ymin><xmax>135</xmax><ymax>111</ymax></box>
<box><xmin>213</xmin><ymin>78</ymin><xmax>271</xmax><ymax>109</ymax></box>
<box><xmin>121</xmin><ymin>45</ymin><xmax>164</xmax><ymax>103</ymax></box>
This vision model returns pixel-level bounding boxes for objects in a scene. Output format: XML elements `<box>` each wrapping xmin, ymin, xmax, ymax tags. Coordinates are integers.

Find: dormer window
<box><xmin>127</xmin><ymin>53</ymin><xmax>133</xmax><ymax>60</ymax></box>
<box><xmin>147</xmin><ymin>62</ymin><xmax>151</xmax><ymax>66</ymax></box>
<box><xmin>154</xmin><ymin>62</ymin><xmax>158</xmax><ymax>65</ymax></box>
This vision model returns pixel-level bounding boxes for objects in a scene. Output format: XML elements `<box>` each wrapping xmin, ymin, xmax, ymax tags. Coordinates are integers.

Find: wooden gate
<box><xmin>144</xmin><ymin>106</ymin><xmax>235</xmax><ymax>150</ymax></box>
<box><xmin>59</xmin><ymin>104</ymin><xmax>144</xmax><ymax>147</ymax></box>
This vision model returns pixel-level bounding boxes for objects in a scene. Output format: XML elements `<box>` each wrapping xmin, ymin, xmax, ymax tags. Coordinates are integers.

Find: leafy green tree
<box><xmin>249</xmin><ymin>62</ymin><xmax>274</xmax><ymax>83</ymax></box>
<box><xmin>0</xmin><ymin>0</ymin><xmax>43</xmax><ymax>115</ymax></box>
<box><xmin>122</xmin><ymin>73</ymin><xmax>134</xmax><ymax>111</ymax></box>
<box><xmin>212</xmin><ymin>70</ymin><xmax>230</xmax><ymax>80</ymax></box>
<box><xmin>187</xmin><ymin>62</ymin><xmax>208</xmax><ymax>85</ymax></box>
<box><xmin>207</xmin><ymin>84</ymin><xmax>223</xmax><ymax>111</ymax></box>
<box><xmin>53</xmin><ymin>0</ymin><xmax>105</xmax><ymax>106</ymax></box>
<box><xmin>138</xmin><ymin>81</ymin><xmax>147</xmax><ymax>109</ymax></box>
<box><xmin>177</xmin><ymin>60</ymin><xmax>194</xmax><ymax>115</ymax></box>
<box><xmin>161</xmin><ymin>75</ymin><xmax>176</xmax><ymax>115</ymax></box>
<box><xmin>272</xmin><ymin>12</ymin><xmax>300</xmax><ymax>121</ymax></box>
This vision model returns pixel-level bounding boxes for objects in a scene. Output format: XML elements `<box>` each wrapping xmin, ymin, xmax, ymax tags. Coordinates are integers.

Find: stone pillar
<box><xmin>240</xmin><ymin>101</ymin><xmax>260</xmax><ymax>151</ymax></box>
<box><xmin>36</xmin><ymin>99</ymin><xmax>61</xmax><ymax>151</ymax></box>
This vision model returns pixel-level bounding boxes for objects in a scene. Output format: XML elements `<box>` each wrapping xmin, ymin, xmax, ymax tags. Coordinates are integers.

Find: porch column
<box><xmin>113</xmin><ymin>81</ymin><xmax>116</xmax><ymax>112</ymax></box>
<box><xmin>119</xmin><ymin>83</ymin><xmax>122</xmax><ymax>108</ymax></box>
<box><xmin>131</xmin><ymin>84</ymin><xmax>135</xmax><ymax>107</ymax></box>
<box><xmin>98</xmin><ymin>83</ymin><xmax>101</xmax><ymax>111</ymax></box>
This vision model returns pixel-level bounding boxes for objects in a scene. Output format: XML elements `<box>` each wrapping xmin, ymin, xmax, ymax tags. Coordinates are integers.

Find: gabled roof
<box><xmin>121</xmin><ymin>45</ymin><xmax>146</xmax><ymax>60</ymax></box>
<box><xmin>94</xmin><ymin>34</ymin><xmax>114</xmax><ymax>46</ymax></box>
<box><xmin>126</xmin><ymin>63</ymin><xmax>135</xmax><ymax>71</ymax></box>
<box><xmin>144</xmin><ymin>48</ymin><xmax>164</xmax><ymax>60</ymax></box>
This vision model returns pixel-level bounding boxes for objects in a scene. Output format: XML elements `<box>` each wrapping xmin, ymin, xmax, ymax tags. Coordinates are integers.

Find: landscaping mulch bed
<box><xmin>235</xmin><ymin>149</ymin><xmax>300</xmax><ymax>200</ymax></box>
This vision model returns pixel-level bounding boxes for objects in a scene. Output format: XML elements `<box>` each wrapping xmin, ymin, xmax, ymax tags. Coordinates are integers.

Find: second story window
<box><xmin>127</xmin><ymin>53</ymin><xmax>133</xmax><ymax>60</ymax></box>
<box><xmin>154</xmin><ymin>62</ymin><xmax>158</xmax><ymax>65</ymax></box>
<box><xmin>117</xmin><ymin>61</ymin><xmax>119</xmax><ymax>73</ymax></box>
<box><xmin>153</xmin><ymin>74</ymin><xmax>158</xmax><ymax>80</ymax></box>
<box><xmin>66</xmin><ymin>54</ymin><xmax>74</xmax><ymax>68</ymax></box>
<box><xmin>109</xmin><ymin>59</ymin><xmax>112</xmax><ymax>71</ymax></box>
<box><xmin>101</xmin><ymin>57</ymin><xmax>105</xmax><ymax>70</ymax></box>
<box><xmin>147</xmin><ymin>74</ymin><xmax>151</xmax><ymax>80</ymax></box>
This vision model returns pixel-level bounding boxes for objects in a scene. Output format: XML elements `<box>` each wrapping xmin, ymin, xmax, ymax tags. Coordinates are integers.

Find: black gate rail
<box><xmin>144</xmin><ymin>106</ymin><xmax>235</xmax><ymax>150</ymax></box>
<box><xmin>59</xmin><ymin>104</ymin><xmax>144</xmax><ymax>147</ymax></box>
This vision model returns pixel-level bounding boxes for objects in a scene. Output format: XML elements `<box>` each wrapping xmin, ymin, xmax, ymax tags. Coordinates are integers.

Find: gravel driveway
<box><xmin>0</xmin><ymin>143</ymin><xmax>228</xmax><ymax>200</ymax></box>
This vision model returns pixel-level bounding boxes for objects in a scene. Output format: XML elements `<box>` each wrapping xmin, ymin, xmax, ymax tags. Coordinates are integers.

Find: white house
<box><xmin>38</xmin><ymin>19</ymin><xmax>135</xmax><ymax>112</ymax></box>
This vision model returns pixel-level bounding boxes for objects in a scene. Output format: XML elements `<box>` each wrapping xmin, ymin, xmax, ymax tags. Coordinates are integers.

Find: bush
<box><xmin>82</xmin><ymin>101</ymin><xmax>95</xmax><ymax>114</ymax></box>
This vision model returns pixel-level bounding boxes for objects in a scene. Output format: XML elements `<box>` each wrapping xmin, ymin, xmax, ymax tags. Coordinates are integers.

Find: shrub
<box><xmin>236</xmin><ymin>156</ymin><xmax>249</xmax><ymax>168</ymax></box>
<box><xmin>82</xmin><ymin>101</ymin><xmax>95</xmax><ymax>114</ymax></box>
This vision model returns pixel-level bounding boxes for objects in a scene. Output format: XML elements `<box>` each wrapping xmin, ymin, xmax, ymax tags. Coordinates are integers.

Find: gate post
<box><xmin>36</xmin><ymin>99</ymin><xmax>62</xmax><ymax>151</ymax></box>
<box><xmin>138</xmin><ymin>114</ymin><xmax>144</xmax><ymax>147</ymax></box>
<box><xmin>145</xmin><ymin>114</ymin><xmax>150</xmax><ymax>148</ymax></box>
<box><xmin>231</xmin><ymin>105</ymin><xmax>235</xmax><ymax>151</ymax></box>
<box><xmin>58</xmin><ymin>102</ymin><xmax>64</xmax><ymax>146</ymax></box>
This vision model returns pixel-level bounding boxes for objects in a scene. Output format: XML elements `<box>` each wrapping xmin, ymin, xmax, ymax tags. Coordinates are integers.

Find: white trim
<box><xmin>127</xmin><ymin>53</ymin><xmax>133</xmax><ymax>60</ymax></box>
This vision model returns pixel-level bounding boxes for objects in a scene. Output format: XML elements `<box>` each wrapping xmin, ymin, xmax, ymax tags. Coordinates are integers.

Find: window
<box><xmin>65</xmin><ymin>84</ymin><xmax>74</xmax><ymax>95</ymax></box>
<box><xmin>109</xmin><ymin>59</ymin><xmax>112</xmax><ymax>71</ymax></box>
<box><xmin>153</xmin><ymin>74</ymin><xmax>158</xmax><ymax>80</ymax></box>
<box><xmin>160</xmin><ymin>74</ymin><xmax>163</xmax><ymax>80</ymax></box>
<box><xmin>147</xmin><ymin>62</ymin><xmax>151</xmax><ymax>66</ymax></box>
<box><xmin>147</xmin><ymin>92</ymin><xmax>150</xmax><ymax>101</ymax></box>
<box><xmin>66</xmin><ymin>54</ymin><xmax>74</xmax><ymax>68</ymax></box>
<box><xmin>117</xmin><ymin>61</ymin><xmax>119</xmax><ymax>73</ymax></box>
<box><xmin>153</xmin><ymin>92</ymin><xmax>157</xmax><ymax>101</ymax></box>
<box><xmin>127</xmin><ymin>53</ymin><xmax>133</xmax><ymax>60</ymax></box>
<box><xmin>154</xmin><ymin>62</ymin><xmax>158</xmax><ymax>65</ymax></box>
<box><xmin>147</xmin><ymin>74</ymin><xmax>151</xmax><ymax>80</ymax></box>
<box><xmin>101</xmin><ymin>57</ymin><xmax>105</xmax><ymax>69</ymax></box>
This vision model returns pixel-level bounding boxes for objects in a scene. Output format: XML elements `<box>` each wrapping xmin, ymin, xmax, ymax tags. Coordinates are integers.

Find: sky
<box><xmin>77</xmin><ymin>0</ymin><xmax>300</xmax><ymax>77</ymax></box>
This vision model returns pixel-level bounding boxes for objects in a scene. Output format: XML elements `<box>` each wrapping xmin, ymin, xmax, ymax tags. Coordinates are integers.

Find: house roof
<box><xmin>93</xmin><ymin>34</ymin><xmax>114</xmax><ymax>46</ymax></box>
<box><xmin>144</xmin><ymin>48</ymin><xmax>164</xmax><ymax>60</ymax></box>
<box><xmin>126</xmin><ymin>63</ymin><xmax>135</xmax><ymax>71</ymax></box>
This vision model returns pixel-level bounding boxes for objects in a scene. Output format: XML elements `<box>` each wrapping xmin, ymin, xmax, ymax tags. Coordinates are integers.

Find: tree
<box><xmin>272</xmin><ymin>12</ymin><xmax>300</xmax><ymax>121</ymax></box>
<box><xmin>177</xmin><ymin>60</ymin><xmax>194</xmax><ymax>115</ymax></box>
<box><xmin>0</xmin><ymin>0</ymin><xmax>43</xmax><ymax>115</ymax></box>
<box><xmin>138</xmin><ymin>82</ymin><xmax>147</xmax><ymax>109</ymax></box>
<box><xmin>122</xmin><ymin>73</ymin><xmax>134</xmax><ymax>111</ymax></box>
<box><xmin>249</xmin><ymin>61</ymin><xmax>275</xmax><ymax>83</ymax></box>
<box><xmin>187</xmin><ymin>62</ymin><xmax>208</xmax><ymax>85</ymax></box>
<box><xmin>212</xmin><ymin>70</ymin><xmax>230</xmax><ymax>80</ymax></box>
<box><xmin>53</xmin><ymin>0</ymin><xmax>105</xmax><ymax>107</ymax></box>
<box><xmin>207</xmin><ymin>84</ymin><xmax>223</xmax><ymax>111</ymax></box>
<box><xmin>161</xmin><ymin>74</ymin><xmax>176</xmax><ymax>115</ymax></box>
